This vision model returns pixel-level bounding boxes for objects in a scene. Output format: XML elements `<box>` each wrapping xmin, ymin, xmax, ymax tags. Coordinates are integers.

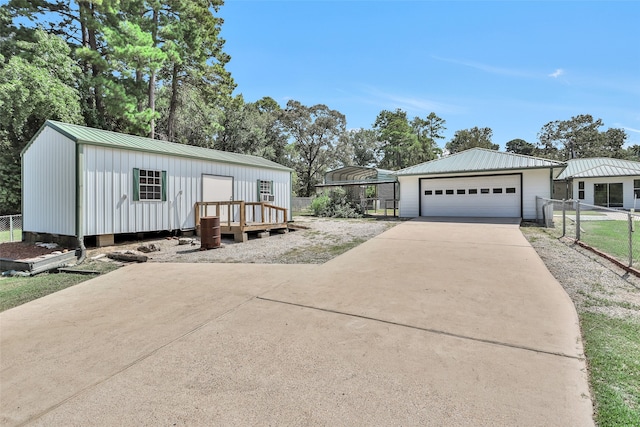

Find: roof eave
<box><xmin>396</xmin><ymin>164</ymin><xmax>562</xmax><ymax>177</ymax></box>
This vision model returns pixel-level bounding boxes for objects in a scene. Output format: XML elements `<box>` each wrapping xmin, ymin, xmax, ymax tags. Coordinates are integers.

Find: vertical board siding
<box><xmin>522</xmin><ymin>169</ymin><xmax>553</xmax><ymax>219</ymax></box>
<box><xmin>398</xmin><ymin>176</ymin><xmax>419</xmax><ymax>217</ymax></box>
<box><xmin>82</xmin><ymin>146</ymin><xmax>291</xmax><ymax>236</ymax></box>
<box><xmin>22</xmin><ymin>127</ymin><xmax>76</xmax><ymax>236</ymax></box>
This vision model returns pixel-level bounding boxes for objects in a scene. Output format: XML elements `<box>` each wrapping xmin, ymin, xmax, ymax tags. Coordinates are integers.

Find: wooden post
<box><xmin>194</xmin><ymin>203</ymin><xmax>200</xmax><ymax>228</ymax></box>
<box><xmin>240</xmin><ymin>201</ymin><xmax>246</xmax><ymax>228</ymax></box>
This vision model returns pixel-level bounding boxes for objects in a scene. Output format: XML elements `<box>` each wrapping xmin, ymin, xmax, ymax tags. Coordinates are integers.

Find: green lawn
<box><xmin>580</xmin><ymin>220</ymin><xmax>640</xmax><ymax>266</ymax></box>
<box><xmin>581</xmin><ymin>313</ymin><xmax>640</xmax><ymax>426</ymax></box>
<box><xmin>0</xmin><ymin>229</ymin><xmax>22</xmax><ymax>243</ymax></box>
<box><xmin>0</xmin><ymin>261</ymin><xmax>119</xmax><ymax>312</ymax></box>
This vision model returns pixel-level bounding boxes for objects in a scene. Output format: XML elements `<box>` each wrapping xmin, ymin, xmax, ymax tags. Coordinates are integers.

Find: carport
<box><xmin>316</xmin><ymin>166</ymin><xmax>398</xmax><ymax>214</ymax></box>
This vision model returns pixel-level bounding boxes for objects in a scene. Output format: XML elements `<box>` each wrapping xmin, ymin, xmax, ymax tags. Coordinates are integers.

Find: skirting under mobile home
<box><xmin>21</xmin><ymin>121</ymin><xmax>293</xmax><ymax>247</ymax></box>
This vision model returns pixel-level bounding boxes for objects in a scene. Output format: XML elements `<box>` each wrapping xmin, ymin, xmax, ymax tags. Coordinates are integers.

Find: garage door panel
<box><xmin>421</xmin><ymin>175</ymin><xmax>520</xmax><ymax>217</ymax></box>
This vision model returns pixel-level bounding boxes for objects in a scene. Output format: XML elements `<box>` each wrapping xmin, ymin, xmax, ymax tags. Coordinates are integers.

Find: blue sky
<box><xmin>219</xmin><ymin>0</ymin><xmax>640</xmax><ymax>150</ymax></box>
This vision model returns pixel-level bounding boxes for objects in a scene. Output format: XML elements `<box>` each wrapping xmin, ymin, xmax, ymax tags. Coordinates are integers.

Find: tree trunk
<box><xmin>148</xmin><ymin>8</ymin><xmax>158</xmax><ymax>139</ymax></box>
<box><xmin>85</xmin><ymin>2</ymin><xmax>104</xmax><ymax>120</ymax></box>
<box><xmin>167</xmin><ymin>63</ymin><xmax>180</xmax><ymax>142</ymax></box>
<box><xmin>149</xmin><ymin>69</ymin><xmax>156</xmax><ymax>139</ymax></box>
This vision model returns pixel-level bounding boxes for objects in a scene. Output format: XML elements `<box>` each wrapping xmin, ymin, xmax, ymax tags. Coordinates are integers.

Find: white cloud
<box><xmin>432</xmin><ymin>56</ymin><xmax>536</xmax><ymax>78</ymax></box>
<box><xmin>623</xmin><ymin>126</ymin><xmax>640</xmax><ymax>134</ymax></box>
<box><xmin>548</xmin><ymin>69</ymin><xmax>565</xmax><ymax>78</ymax></box>
<box><xmin>360</xmin><ymin>86</ymin><xmax>461</xmax><ymax>114</ymax></box>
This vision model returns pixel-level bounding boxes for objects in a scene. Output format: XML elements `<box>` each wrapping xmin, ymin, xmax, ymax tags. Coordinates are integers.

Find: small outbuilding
<box><xmin>22</xmin><ymin>121</ymin><xmax>293</xmax><ymax>247</ymax></box>
<box><xmin>395</xmin><ymin>148</ymin><xmax>564</xmax><ymax>220</ymax></box>
<box><xmin>554</xmin><ymin>158</ymin><xmax>640</xmax><ymax>209</ymax></box>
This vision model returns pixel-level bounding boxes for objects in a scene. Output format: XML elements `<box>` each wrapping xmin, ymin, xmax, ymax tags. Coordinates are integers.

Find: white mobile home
<box><xmin>22</xmin><ymin>121</ymin><xmax>292</xmax><ymax>247</ymax></box>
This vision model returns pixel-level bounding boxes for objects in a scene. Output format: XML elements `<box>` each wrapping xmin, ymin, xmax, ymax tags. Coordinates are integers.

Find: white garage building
<box><xmin>22</xmin><ymin>121</ymin><xmax>293</xmax><ymax>247</ymax></box>
<box><xmin>396</xmin><ymin>148</ymin><xmax>564</xmax><ymax>220</ymax></box>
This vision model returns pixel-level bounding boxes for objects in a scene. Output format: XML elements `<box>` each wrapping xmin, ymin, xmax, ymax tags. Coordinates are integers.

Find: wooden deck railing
<box><xmin>194</xmin><ymin>201</ymin><xmax>288</xmax><ymax>232</ymax></box>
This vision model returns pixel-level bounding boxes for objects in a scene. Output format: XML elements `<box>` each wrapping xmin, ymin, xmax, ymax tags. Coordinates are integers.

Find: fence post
<box><xmin>576</xmin><ymin>201</ymin><xmax>581</xmax><ymax>241</ymax></box>
<box><xmin>562</xmin><ymin>199</ymin><xmax>566</xmax><ymax>237</ymax></box>
<box><xmin>629</xmin><ymin>213</ymin><xmax>634</xmax><ymax>267</ymax></box>
<box><xmin>9</xmin><ymin>215</ymin><xmax>14</xmax><ymax>242</ymax></box>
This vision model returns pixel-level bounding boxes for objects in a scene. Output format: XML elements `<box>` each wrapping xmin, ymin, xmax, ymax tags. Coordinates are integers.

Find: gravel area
<box><xmin>521</xmin><ymin>225</ymin><xmax>640</xmax><ymax>321</ymax></box>
<box><xmin>87</xmin><ymin>216</ymin><xmax>402</xmax><ymax>265</ymax></box>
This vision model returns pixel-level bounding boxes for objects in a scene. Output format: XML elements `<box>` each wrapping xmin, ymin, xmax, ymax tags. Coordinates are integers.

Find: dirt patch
<box><xmin>0</xmin><ymin>242</ymin><xmax>70</xmax><ymax>261</ymax></box>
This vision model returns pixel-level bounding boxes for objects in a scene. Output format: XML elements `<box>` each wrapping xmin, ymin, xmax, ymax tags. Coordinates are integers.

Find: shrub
<box><xmin>310</xmin><ymin>193</ymin><xmax>331</xmax><ymax>216</ymax></box>
<box><xmin>310</xmin><ymin>188</ymin><xmax>363</xmax><ymax>218</ymax></box>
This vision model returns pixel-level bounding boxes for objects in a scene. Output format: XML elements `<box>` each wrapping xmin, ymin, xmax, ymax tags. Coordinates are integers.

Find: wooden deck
<box><xmin>195</xmin><ymin>201</ymin><xmax>288</xmax><ymax>242</ymax></box>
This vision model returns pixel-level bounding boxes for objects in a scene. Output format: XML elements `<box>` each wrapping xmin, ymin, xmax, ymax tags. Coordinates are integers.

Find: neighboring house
<box><xmin>21</xmin><ymin>120</ymin><xmax>292</xmax><ymax>247</ymax></box>
<box><xmin>317</xmin><ymin>166</ymin><xmax>398</xmax><ymax>208</ymax></box>
<box><xmin>395</xmin><ymin>148</ymin><xmax>564</xmax><ymax>219</ymax></box>
<box><xmin>554</xmin><ymin>158</ymin><xmax>640</xmax><ymax>209</ymax></box>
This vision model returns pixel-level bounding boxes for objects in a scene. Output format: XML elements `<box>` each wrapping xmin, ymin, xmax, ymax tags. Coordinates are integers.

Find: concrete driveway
<box><xmin>0</xmin><ymin>219</ymin><xmax>593</xmax><ymax>426</ymax></box>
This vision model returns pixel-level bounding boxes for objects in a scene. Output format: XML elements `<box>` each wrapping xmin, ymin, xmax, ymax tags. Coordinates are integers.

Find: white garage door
<box><xmin>420</xmin><ymin>175</ymin><xmax>521</xmax><ymax>217</ymax></box>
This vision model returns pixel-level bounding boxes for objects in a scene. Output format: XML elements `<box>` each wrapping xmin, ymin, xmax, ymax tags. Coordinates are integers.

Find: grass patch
<box><xmin>580</xmin><ymin>313</ymin><xmax>640</xmax><ymax>426</ymax></box>
<box><xmin>279</xmin><ymin>238</ymin><xmax>366</xmax><ymax>263</ymax></box>
<box><xmin>580</xmin><ymin>220</ymin><xmax>640</xmax><ymax>265</ymax></box>
<box><xmin>0</xmin><ymin>261</ymin><xmax>119</xmax><ymax>312</ymax></box>
<box><xmin>0</xmin><ymin>229</ymin><xmax>22</xmax><ymax>243</ymax></box>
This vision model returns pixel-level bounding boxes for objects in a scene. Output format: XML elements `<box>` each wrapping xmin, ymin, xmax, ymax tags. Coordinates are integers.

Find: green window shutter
<box><xmin>270</xmin><ymin>180</ymin><xmax>274</xmax><ymax>195</ymax></box>
<box><xmin>161</xmin><ymin>171</ymin><xmax>167</xmax><ymax>202</ymax></box>
<box><xmin>257</xmin><ymin>179</ymin><xmax>261</xmax><ymax>200</ymax></box>
<box><xmin>133</xmin><ymin>168</ymin><xmax>140</xmax><ymax>201</ymax></box>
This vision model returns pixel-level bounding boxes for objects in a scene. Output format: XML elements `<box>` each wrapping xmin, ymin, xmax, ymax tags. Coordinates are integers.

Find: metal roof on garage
<box><xmin>318</xmin><ymin>166</ymin><xmax>397</xmax><ymax>187</ymax></box>
<box><xmin>395</xmin><ymin>148</ymin><xmax>564</xmax><ymax>176</ymax></box>
<box><xmin>556</xmin><ymin>158</ymin><xmax>640</xmax><ymax>179</ymax></box>
<box><xmin>25</xmin><ymin>120</ymin><xmax>292</xmax><ymax>172</ymax></box>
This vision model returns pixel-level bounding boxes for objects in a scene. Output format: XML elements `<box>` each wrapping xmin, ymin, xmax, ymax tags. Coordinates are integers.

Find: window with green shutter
<box><xmin>133</xmin><ymin>168</ymin><xmax>166</xmax><ymax>201</ymax></box>
<box><xmin>257</xmin><ymin>179</ymin><xmax>274</xmax><ymax>202</ymax></box>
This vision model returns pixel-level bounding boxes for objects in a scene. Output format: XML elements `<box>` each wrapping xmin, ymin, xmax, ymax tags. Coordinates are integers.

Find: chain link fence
<box><xmin>536</xmin><ymin>197</ymin><xmax>640</xmax><ymax>268</ymax></box>
<box><xmin>0</xmin><ymin>214</ymin><xmax>22</xmax><ymax>243</ymax></box>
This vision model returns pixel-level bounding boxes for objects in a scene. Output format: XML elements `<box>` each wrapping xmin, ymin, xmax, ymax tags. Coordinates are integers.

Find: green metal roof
<box><xmin>319</xmin><ymin>166</ymin><xmax>397</xmax><ymax>187</ymax></box>
<box><xmin>395</xmin><ymin>148</ymin><xmax>563</xmax><ymax>176</ymax></box>
<box><xmin>556</xmin><ymin>158</ymin><xmax>640</xmax><ymax>179</ymax></box>
<box><xmin>31</xmin><ymin>120</ymin><xmax>292</xmax><ymax>172</ymax></box>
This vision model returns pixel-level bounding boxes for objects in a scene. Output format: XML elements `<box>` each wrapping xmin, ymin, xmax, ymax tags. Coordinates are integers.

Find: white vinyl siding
<box><xmin>22</xmin><ymin>127</ymin><xmax>76</xmax><ymax>236</ymax></box>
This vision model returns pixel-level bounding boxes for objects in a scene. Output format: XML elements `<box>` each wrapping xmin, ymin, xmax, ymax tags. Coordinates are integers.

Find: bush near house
<box><xmin>310</xmin><ymin>188</ymin><xmax>364</xmax><ymax>218</ymax></box>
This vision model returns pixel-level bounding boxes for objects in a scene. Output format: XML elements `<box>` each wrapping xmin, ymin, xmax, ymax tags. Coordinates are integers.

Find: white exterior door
<box><xmin>420</xmin><ymin>175</ymin><xmax>521</xmax><ymax>217</ymax></box>
<box><xmin>202</xmin><ymin>174</ymin><xmax>233</xmax><ymax>221</ymax></box>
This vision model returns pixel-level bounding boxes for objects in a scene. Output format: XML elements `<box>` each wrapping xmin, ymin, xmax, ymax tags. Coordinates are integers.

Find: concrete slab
<box><xmin>29</xmin><ymin>300</ymin><xmax>590</xmax><ymax>426</ymax></box>
<box><xmin>263</xmin><ymin>220</ymin><xmax>583</xmax><ymax>357</ymax></box>
<box><xmin>0</xmin><ymin>264</ymin><xmax>317</xmax><ymax>426</ymax></box>
<box><xmin>0</xmin><ymin>219</ymin><xmax>593</xmax><ymax>426</ymax></box>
